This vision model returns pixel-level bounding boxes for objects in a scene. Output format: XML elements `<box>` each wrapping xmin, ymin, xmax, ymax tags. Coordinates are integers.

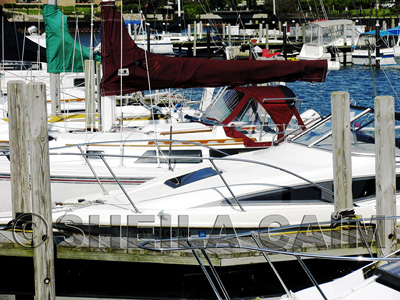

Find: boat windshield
<box><xmin>355</xmin><ymin>34</ymin><xmax>399</xmax><ymax>51</ymax></box>
<box><xmin>304</xmin><ymin>22</ymin><xmax>353</xmax><ymax>46</ymax></box>
<box><xmin>203</xmin><ymin>89</ymin><xmax>245</xmax><ymax>122</ymax></box>
<box><xmin>354</xmin><ymin>34</ymin><xmax>376</xmax><ymax>51</ymax></box>
<box><xmin>292</xmin><ymin>106</ymin><xmax>400</xmax><ymax>154</ymax></box>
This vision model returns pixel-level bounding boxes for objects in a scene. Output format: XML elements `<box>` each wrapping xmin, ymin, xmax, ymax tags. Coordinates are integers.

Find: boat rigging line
<box><xmin>380</xmin><ymin>66</ymin><xmax>400</xmax><ymax>105</ymax></box>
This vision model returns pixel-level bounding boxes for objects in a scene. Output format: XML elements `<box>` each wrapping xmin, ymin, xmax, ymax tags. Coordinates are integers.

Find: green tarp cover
<box><xmin>43</xmin><ymin>4</ymin><xmax>100</xmax><ymax>73</ymax></box>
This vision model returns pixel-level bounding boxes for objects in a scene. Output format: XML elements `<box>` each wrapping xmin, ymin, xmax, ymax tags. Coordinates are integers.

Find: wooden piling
<box><xmin>133</xmin><ymin>23</ymin><xmax>137</xmax><ymax>40</ymax></box>
<box><xmin>85</xmin><ymin>60</ymin><xmax>96</xmax><ymax>131</ymax></box>
<box><xmin>49</xmin><ymin>73</ymin><xmax>60</xmax><ymax>115</ymax></box>
<box><xmin>228</xmin><ymin>23</ymin><xmax>231</xmax><ymax>46</ymax></box>
<box><xmin>376</xmin><ymin>22</ymin><xmax>381</xmax><ymax>69</ymax></box>
<box><xmin>375</xmin><ymin>96</ymin><xmax>397</xmax><ymax>256</ymax></box>
<box><xmin>27</xmin><ymin>82</ymin><xmax>56</xmax><ymax>299</ymax></box>
<box><xmin>7</xmin><ymin>81</ymin><xmax>30</xmax><ymax>218</ymax></box>
<box><xmin>331</xmin><ymin>92</ymin><xmax>353</xmax><ymax>214</ymax></box>
<box><xmin>206</xmin><ymin>23</ymin><xmax>211</xmax><ymax>59</ymax></box>
<box><xmin>283</xmin><ymin>23</ymin><xmax>287</xmax><ymax>60</ymax></box>
<box><xmin>146</xmin><ymin>24</ymin><xmax>151</xmax><ymax>52</ymax></box>
<box><xmin>193</xmin><ymin>21</ymin><xmax>197</xmax><ymax>57</ymax></box>
<box><xmin>96</xmin><ymin>61</ymin><xmax>102</xmax><ymax>132</ymax></box>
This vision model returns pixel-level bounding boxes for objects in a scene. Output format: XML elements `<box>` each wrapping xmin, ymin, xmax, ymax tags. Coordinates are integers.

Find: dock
<box><xmin>0</xmin><ymin>219</ymin><xmax>397</xmax><ymax>298</ymax></box>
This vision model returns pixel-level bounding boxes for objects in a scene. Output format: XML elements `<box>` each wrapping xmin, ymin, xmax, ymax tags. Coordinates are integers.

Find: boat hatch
<box><xmin>164</xmin><ymin>167</ymin><xmax>218</xmax><ymax>188</ymax></box>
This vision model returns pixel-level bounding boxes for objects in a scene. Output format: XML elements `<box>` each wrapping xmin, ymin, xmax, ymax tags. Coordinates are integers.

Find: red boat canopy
<box><xmin>214</xmin><ymin>85</ymin><xmax>306</xmax><ymax>147</ymax></box>
<box><xmin>100</xmin><ymin>2</ymin><xmax>327</xmax><ymax>96</ymax></box>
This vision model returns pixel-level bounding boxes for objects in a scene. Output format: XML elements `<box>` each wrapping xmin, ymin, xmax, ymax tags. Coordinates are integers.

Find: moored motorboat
<box><xmin>297</xmin><ymin>19</ymin><xmax>364</xmax><ymax>70</ymax></box>
<box><xmin>0</xmin><ymin>84</ymin><xmax>320</xmax><ymax>209</ymax></box>
<box><xmin>279</xmin><ymin>256</ymin><xmax>400</xmax><ymax>299</ymax></box>
<box><xmin>352</xmin><ymin>26</ymin><xmax>400</xmax><ymax>66</ymax></box>
<box><xmin>48</xmin><ymin>104</ymin><xmax>400</xmax><ymax>238</ymax></box>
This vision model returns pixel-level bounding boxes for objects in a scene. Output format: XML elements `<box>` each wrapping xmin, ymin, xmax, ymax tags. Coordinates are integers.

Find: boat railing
<box><xmin>46</xmin><ymin>138</ymin><xmax>334</xmax><ymax>212</ymax></box>
<box><xmin>139</xmin><ymin>224</ymin><xmax>400</xmax><ymax>300</ymax></box>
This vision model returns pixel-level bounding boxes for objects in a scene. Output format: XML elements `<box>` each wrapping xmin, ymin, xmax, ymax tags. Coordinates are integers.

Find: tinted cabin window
<box><xmin>74</xmin><ymin>78</ymin><xmax>85</xmax><ymax>87</ymax></box>
<box><xmin>230</xmin><ymin>175</ymin><xmax>400</xmax><ymax>204</ymax></box>
<box><xmin>85</xmin><ymin>150</ymin><xmax>104</xmax><ymax>159</ymax></box>
<box><xmin>165</xmin><ymin>167</ymin><xmax>218</xmax><ymax>188</ymax></box>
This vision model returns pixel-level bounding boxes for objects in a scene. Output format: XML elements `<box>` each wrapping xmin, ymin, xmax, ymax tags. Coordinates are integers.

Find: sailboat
<box><xmin>0</xmin><ymin>0</ymin><xmax>327</xmax><ymax>210</ymax></box>
<box><xmin>0</xmin><ymin>5</ymin><xmax>97</xmax><ymax>122</ymax></box>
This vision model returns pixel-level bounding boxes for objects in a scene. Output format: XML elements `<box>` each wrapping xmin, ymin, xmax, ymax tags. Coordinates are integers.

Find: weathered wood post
<box><xmin>206</xmin><ymin>23</ymin><xmax>211</xmax><ymax>59</ymax></box>
<box><xmin>282</xmin><ymin>22</ymin><xmax>287</xmax><ymax>60</ymax></box>
<box><xmin>375</xmin><ymin>96</ymin><xmax>397</xmax><ymax>256</ymax></box>
<box><xmin>96</xmin><ymin>61</ymin><xmax>102</xmax><ymax>131</ymax></box>
<box><xmin>8</xmin><ymin>81</ymin><xmax>31</xmax><ymax>218</ymax></box>
<box><xmin>193</xmin><ymin>21</ymin><xmax>197</xmax><ymax>57</ymax></box>
<box><xmin>376</xmin><ymin>22</ymin><xmax>381</xmax><ymax>69</ymax></box>
<box><xmin>331</xmin><ymin>92</ymin><xmax>353</xmax><ymax>215</ymax></box>
<box><xmin>49</xmin><ymin>73</ymin><xmax>60</xmax><ymax>115</ymax></box>
<box><xmin>133</xmin><ymin>23</ymin><xmax>137</xmax><ymax>40</ymax></box>
<box><xmin>199</xmin><ymin>21</ymin><xmax>203</xmax><ymax>39</ymax></box>
<box><xmin>85</xmin><ymin>59</ymin><xmax>96</xmax><ymax>131</ymax></box>
<box><xmin>27</xmin><ymin>82</ymin><xmax>56</xmax><ymax>299</ymax></box>
<box><xmin>146</xmin><ymin>23</ymin><xmax>151</xmax><ymax>52</ymax></box>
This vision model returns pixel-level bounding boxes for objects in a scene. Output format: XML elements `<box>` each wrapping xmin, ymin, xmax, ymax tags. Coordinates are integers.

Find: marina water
<box><xmin>149</xmin><ymin>65</ymin><xmax>400</xmax><ymax>117</ymax></box>
<box><xmin>287</xmin><ymin>65</ymin><xmax>400</xmax><ymax>116</ymax></box>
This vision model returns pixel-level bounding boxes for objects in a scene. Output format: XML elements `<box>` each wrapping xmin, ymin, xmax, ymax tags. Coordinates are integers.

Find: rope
<box><xmin>381</xmin><ymin>66</ymin><xmax>400</xmax><ymax>105</ymax></box>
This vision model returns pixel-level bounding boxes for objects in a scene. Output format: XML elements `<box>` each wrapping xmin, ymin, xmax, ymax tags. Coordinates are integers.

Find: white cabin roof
<box><xmin>308</xmin><ymin>19</ymin><xmax>353</xmax><ymax>28</ymax></box>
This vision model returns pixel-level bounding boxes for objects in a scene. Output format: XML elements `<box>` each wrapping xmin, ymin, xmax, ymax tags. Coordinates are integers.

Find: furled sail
<box><xmin>101</xmin><ymin>2</ymin><xmax>327</xmax><ymax>96</ymax></box>
<box><xmin>43</xmin><ymin>4</ymin><xmax>100</xmax><ymax>73</ymax></box>
<box><xmin>0</xmin><ymin>5</ymin><xmax>46</xmax><ymax>62</ymax></box>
